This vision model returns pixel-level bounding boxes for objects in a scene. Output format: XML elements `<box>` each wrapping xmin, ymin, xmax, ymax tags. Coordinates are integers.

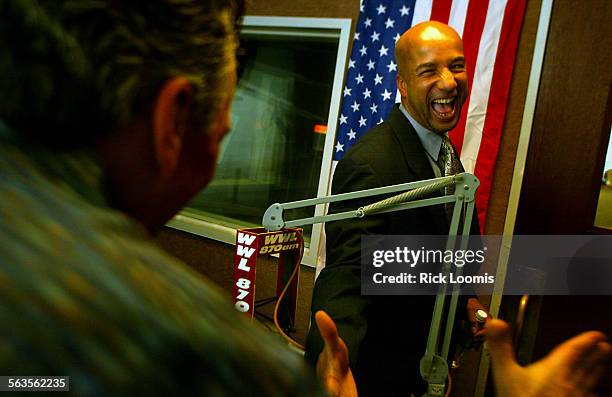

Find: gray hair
<box><xmin>0</xmin><ymin>0</ymin><xmax>242</xmax><ymax>148</ymax></box>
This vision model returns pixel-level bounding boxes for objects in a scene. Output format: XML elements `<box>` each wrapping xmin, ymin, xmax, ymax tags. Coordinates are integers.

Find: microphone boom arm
<box><xmin>262</xmin><ymin>172</ymin><xmax>480</xmax><ymax>397</ymax></box>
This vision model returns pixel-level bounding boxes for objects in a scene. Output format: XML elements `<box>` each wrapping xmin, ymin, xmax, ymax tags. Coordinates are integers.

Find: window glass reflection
<box><xmin>594</xmin><ymin>127</ymin><xmax>612</xmax><ymax>230</ymax></box>
<box><xmin>186</xmin><ymin>32</ymin><xmax>339</xmax><ymax>244</ymax></box>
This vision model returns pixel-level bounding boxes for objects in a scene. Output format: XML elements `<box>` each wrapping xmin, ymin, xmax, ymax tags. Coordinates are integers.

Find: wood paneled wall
<box><xmin>512</xmin><ymin>1</ymin><xmax>612</xmax><ymax>395</ymax></box>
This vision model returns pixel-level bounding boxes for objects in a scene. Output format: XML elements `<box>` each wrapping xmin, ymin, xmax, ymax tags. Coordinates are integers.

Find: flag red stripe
<box><xmin>448</xmin><ymin>0</ymin><xmax>489</xmax><ymax>154</ymax></box>
<box><xmin>474</xmin><ymin>0</ymin><xmax>528</xmax><ymax>231</ymax></box>
<box><xmin>430</xmin><ymin>0</ymin><xmax>453</xmax><ymax>23</ymax></box>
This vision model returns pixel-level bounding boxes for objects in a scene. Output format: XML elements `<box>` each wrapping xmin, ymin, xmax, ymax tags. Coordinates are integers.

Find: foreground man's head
<box><xmin>0</xmin><ymin>0</ymin><xmax>241</xmax><ymax>232</ymax></box>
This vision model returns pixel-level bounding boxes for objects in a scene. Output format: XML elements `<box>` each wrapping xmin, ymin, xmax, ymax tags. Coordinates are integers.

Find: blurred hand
<box><xmin>314</xmin><ymin>311</ymin><xmax>358</xmax><ymax>397</ymax></box>
<box><xmin>486</xmin><ymin>318</ymin><xmax>611</xmax><ymax>397</ymax></box>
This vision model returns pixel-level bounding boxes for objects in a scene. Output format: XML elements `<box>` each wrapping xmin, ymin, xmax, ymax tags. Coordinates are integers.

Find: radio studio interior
<box><xmin>1</xmin><ymin>0</ymin><xmax>610</xmax><ymax>396</ymax></box>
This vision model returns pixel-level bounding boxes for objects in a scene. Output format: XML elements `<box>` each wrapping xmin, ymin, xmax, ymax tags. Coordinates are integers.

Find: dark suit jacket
<box><xmin>305</xmin><ymin>105</ymin><xmax>480</xmax><ymax>396</ymax></box>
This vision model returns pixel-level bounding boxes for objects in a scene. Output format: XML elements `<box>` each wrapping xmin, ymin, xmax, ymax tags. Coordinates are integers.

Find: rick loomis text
<box><xmin>371</xmin><ymin>247</ymin><xmax>495</xmax><ymax>285</ymax></box>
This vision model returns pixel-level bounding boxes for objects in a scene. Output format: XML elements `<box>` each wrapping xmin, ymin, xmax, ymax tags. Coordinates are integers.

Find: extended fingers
<box><xmin>570</xmin><ymin>339</ymin><xmax>611</xmax><ymax>390</ymax></box>
<box><xmin>553</xmin><ymin>331</ymin><xmax>609</xmax><ymax>367</ymax></box>
<box><xmin>315</xmin><ymin>310</ymin><xmax>341</xmax><ymax>352</ymax></box>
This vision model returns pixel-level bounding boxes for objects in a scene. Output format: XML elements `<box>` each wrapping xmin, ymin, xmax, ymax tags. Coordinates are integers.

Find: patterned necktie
<box><xmin>438</xmin><ymin>135</ymin><xmax>461</xmax><ymax>216</ymax></box>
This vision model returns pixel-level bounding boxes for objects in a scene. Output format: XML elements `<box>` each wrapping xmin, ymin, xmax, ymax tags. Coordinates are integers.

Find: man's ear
<box><xmin>207</xmin><ymin>95</ymin><xmax>233</xmax><ymax>141</ymax></box>
<box><xmin>152</xmin><ymin>76</ymin><xmax>193</xmax><ymax>178</ymax></box>
<box><xmin>396</xmin><ymin>74</ymin><xmax>408</xmax><ymax>98</ymax></box>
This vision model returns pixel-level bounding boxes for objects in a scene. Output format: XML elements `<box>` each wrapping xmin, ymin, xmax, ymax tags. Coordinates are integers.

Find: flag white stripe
<box><xmin>448</xmin><ymin>0</ymin><xmax>470</xmax><ymax>37</ymax></box>
<box><xmin>395</xmin><ymin>0</ymin><xmax>434</xmax><ymax>103</ymax></box>
<box><xmin>460</xmin><ymin>0</ymin><xmax>507</xmax><ymax>172</ymax></box>
<box><xmin>412</xmin><ymin>0</ymin><xmax>433</xmax><ymax>26</ymax></box>
<box><xmin>316</xmin><ymin>160</ymin><xmax>339</xmax><ymax>276</ymax></box>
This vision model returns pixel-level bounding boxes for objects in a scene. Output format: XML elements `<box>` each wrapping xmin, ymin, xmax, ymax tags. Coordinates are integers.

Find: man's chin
<box><xmin>431</xmin><ymin>121</ymin><xmax>460</xmax><ymax>134</ymax></box>
<box><xmin>430</xmin><ymin>114</ymin><xmax>461</xmax><ymax>134</ymax></box>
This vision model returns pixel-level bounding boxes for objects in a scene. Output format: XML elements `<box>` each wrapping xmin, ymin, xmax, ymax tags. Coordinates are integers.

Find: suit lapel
<box><xmin>387</xmin><ymin>105</ymin><xmax>434</xmax><ymax>181</ymax></box>
<box><xmin>386</xmin><ymin>105</ymin><xmax>450</xmax><ymax>233</ymax></box>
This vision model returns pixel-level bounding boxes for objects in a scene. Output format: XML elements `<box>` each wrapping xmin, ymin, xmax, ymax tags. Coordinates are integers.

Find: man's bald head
<box><xmin>395</xmin><ymin>21</ymin><xmax>463</xmax><ymax>79</ymax></box>
<box><xmin>394</xmin><ymin>21</ymin><xmax>467</xmax><ymax>134</ymax></box>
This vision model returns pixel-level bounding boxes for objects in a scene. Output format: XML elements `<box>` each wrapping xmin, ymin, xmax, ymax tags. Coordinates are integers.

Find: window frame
<box><xmin>166</xmin><ymin>16</ymin><xmax>352</xmax><ymax>267</ymax></box>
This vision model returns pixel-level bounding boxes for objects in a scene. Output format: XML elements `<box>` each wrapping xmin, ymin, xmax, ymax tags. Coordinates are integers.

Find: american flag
<box><xmin>333</xmin><ymin>0</ymin><xmax>527</xmax><ymax>230</ymax></box>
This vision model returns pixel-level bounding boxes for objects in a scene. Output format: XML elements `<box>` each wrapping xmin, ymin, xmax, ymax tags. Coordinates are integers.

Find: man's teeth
<box><xmin>432</xmin><ymin>98</ymin><xmax>454</xmax><ymax>104</ymax></box>
<box><xmin>431</xmin><ymin>97</ymin><xmax>456</xmax><ymax>118</ymax></box>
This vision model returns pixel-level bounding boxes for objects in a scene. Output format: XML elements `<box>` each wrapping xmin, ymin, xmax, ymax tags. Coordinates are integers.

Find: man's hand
<box><xmin>466</xmin><ymin>297</ymin><xmax>488</xmax><ymax>338</ymax></box>
<box><xmin>486</xmin><ymin>318</ymin><xmax>611</xmax><ymax>397</ymax></box>
<box><xmin>314</xmin><ymin>310</ymin><xmax>358</xmax><ymax>397</ymax></box>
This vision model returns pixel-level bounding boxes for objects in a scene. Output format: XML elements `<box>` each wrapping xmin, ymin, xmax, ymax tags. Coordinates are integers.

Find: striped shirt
<box><xmin>0</xmin><ymin>122</ymin><xmax>325</xmax><ymax>396</ymax></box>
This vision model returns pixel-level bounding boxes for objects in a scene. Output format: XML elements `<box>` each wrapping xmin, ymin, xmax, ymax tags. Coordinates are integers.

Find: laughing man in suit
<box><xmin>306</xmin><ymin>21</ymin><xmax>488</xmax><ymax>397</ymax></box>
